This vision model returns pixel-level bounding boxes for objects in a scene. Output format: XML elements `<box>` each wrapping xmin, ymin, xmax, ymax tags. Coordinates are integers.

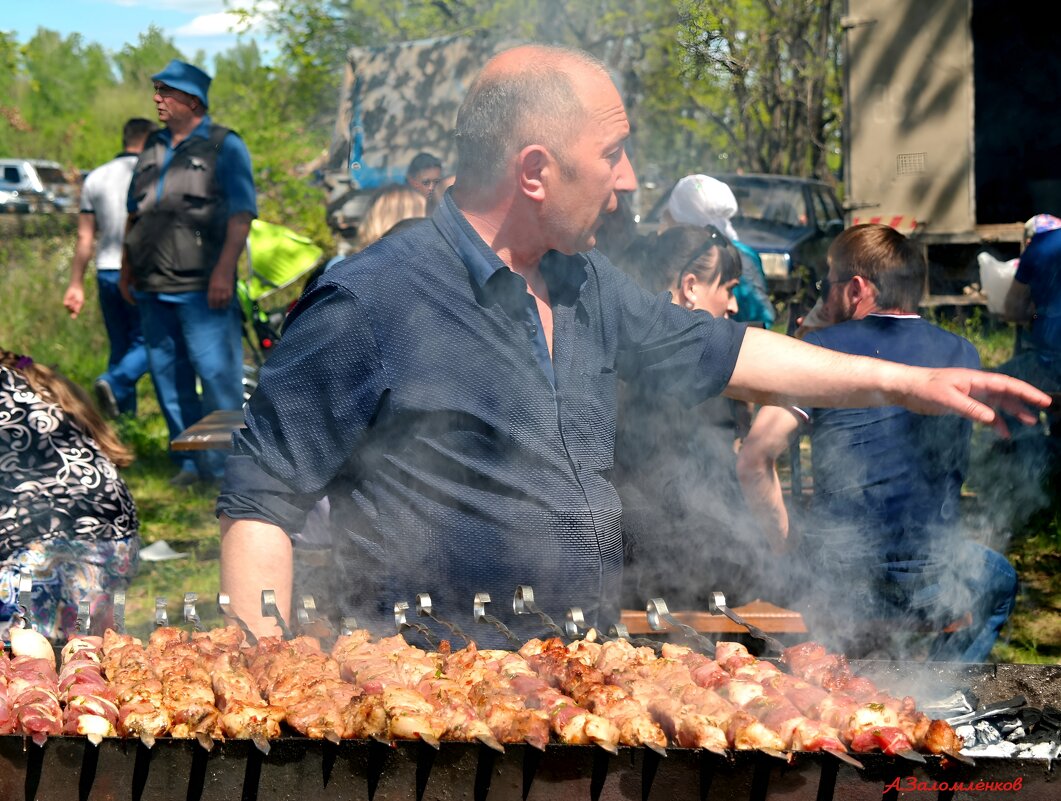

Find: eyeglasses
<box><xmin>153</xmin><ymin>83</ymin><xmax>183</xmax><ymax>100</ymax></box>
<box><xmin>815</xmin><ymin>275</ymin><xmax>853</xmax><ymax>295</ymax></box>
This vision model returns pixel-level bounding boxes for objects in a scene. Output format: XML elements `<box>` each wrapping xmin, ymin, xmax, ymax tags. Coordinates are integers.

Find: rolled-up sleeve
<box><xmin>216</xmin><ymin>281</ymin><xmax>387</xmax><ymax>533</ymax></box>
<box><xmin>609</xmin><ymin>260</ymin><xmax>747</xmax><ymax>406</ymax></box>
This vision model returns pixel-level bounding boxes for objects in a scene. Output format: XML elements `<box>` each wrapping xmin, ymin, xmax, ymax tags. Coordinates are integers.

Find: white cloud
<box><xmin>175</xmin><ymin>11</ymin><xmax>255</xmax><ymax>37</ymax></box>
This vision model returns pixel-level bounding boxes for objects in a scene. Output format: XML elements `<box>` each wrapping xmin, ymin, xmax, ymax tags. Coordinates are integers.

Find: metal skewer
<box><xmin>261</xmin><ymin>589</ymin><xmax>294</xmax><ymax>640</ymax></box>
<box><xmin>473</xmin><ymin>593</ymin><xmax>522</xmax><ymax>648</ymax></box>
<box><xmin>512</xmin><ymin>585</ymin><xmax>567</xmax><ymax>639</ymax></box>
<box><xmin>647</xmin><ymin>598</ymin><xmax>717</xmax><ymax>655</ymax></box>
<box><xmin>296</xmin><ymin>594</ymin><xmax>336</xmax><ymax>640</ymax></box>
<box><xmin>217</xmin><ymin>593</ymin><xmax>257</xmax><ymax>646</ymax></box>
<box><xmin>76</xmin><ymin>599</ymin><xmax>91</xmax><ymax>635</ymax></box>
<box><xmin>183</xmin><ymin>592</ymin><xmax>203</xmax><ymax>632</ymax></box>
<box><xmin>339</xmin><ymin>616</ymin><xmax>360</xmax><ymax>636</ymax></box>
<box><xmin>113</xmin><ymin>590</ymin><xmax>127</xmax><ymax>635</ymax></box>
<box><xmin>565</xmin><ymin>607</ymin><xmax>586</xmax><ymax>639</ymax></box>
<box><xmin>606</xmin><ymin>621</ymin><xmax>662</xmax><ymax>651</ymax></box>
<box><xmin>9</xmin><ymin>572</ymin><xmax>34</xmax><ymax>630</ymax></box>
<box><xmin>154</xmin><ymin>597</ymin><xmax>168</xmax><ymax>628</ymax></box>
<box><xmin>709</xmin><ymin>592</ymin><xmax>786</xmax><ymax>655</ymax></box>
<box><xmin>415</xmin><ymin>593</ymin><xmax>472</xmax><ymax>645</ymax></box>
<box><xmin>394</xmin><ymin>601</ymin><xmax>438</xmax><ymax>649</ymax></box>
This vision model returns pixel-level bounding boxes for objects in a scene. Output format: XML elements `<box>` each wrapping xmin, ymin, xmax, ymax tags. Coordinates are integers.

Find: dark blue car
<box><xmin>647</xmin><ymin>173</ymin><xmax>846</xmax><ymax>300</ymax></box>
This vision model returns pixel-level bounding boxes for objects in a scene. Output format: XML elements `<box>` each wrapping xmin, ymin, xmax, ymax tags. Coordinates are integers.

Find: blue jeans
<box><xmin>923</xmin><ymin>543</ymin><xmax>1018</xmax><ymax>663</ymax></box>
<box><xmin>97</xmin><ymin>270</ymin><xmax>149</xmax><ymax>414</ymax></box>
<box><xmin>799</xmin><ymin>537</ymin><xmax>1017</xmax><ymax>662</ymax></box>
<box><xmin>136</xmin><ymin>290</ymin><xmax>244</xmax><ymax>479</ymax></box>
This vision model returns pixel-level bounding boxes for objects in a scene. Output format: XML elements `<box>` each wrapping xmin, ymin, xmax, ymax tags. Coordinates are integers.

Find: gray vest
<box><xmin>125</xmin><ymin>125</ymin><xmax>233</xmax><ymax>293</ymax></box>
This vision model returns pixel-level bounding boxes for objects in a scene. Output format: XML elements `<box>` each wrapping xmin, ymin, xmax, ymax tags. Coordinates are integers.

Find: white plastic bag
<box><xmin>977</xmin><ymin>251</ymin><xmax>1018</xmax><ymax>315</ymax></box>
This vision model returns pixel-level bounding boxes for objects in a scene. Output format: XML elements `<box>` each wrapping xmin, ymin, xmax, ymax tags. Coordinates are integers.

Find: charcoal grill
<box><xmin>2</xmin><ymin>659</ymin><xmax>1056</xmax><ymax>801</ymax></box>
<box><xmin>3</xmin><ymin>588</ymin><xmax>1058</xmax><ymax>800</ymax></box>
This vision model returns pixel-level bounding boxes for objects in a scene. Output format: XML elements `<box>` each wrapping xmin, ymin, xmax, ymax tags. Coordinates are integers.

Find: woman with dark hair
<box><xmin>613</xmin><ymin>226</ymin><xmax>774</xmax><ymax>611</ymax></box>
<box><xmin>0</xmin><ymin>349</ymin><xmax>140</xmax><ymax>641</ymax></box>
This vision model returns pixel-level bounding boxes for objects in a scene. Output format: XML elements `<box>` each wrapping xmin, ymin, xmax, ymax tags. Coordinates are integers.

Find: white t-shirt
<box><xmin>79</xmin><ymin>153</ymin><xmax>137</xmax><ymax>271</ymax></box>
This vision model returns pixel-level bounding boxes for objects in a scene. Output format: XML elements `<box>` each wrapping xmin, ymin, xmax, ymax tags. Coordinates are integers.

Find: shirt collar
<box><xmin>432</xmin><ymin>190</ymin><xmax>590</xmax><ymax>302</ymax></box>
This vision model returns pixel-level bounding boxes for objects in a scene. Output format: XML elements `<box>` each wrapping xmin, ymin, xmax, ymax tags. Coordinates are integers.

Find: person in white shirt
<box><xmin>63</xmin><ymin>118</ymin><xmax>157</xmax><ymax>417</ymax></box>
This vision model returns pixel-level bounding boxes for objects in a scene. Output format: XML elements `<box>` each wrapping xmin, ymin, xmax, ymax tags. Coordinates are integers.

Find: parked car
<box><xmin>0</xmin><ymin>188</ymin><xmax>32</xmax><ymax>214</ymax></box>
<box><xmin>645</xmin><ymin>173</ymin><xmax>845</xmax><ymax>298</ymax></box>
<box><xmin>0</xmin><ymin>158</ymin><xmax>76</xmax><ymax>212</ymax></box>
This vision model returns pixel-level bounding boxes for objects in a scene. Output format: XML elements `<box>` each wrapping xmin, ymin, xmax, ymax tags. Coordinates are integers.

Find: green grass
<box><xmin>4</xmin><ymin>232</ymin><xmax>1060</xmax><ymax>659</ymax></box>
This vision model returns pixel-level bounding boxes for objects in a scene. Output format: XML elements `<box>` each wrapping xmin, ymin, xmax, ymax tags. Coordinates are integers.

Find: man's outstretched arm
<box><xmin>219</xmin><ymin>514</ymin><xmax>293</xmax><ymax>638</ymax></box>
<box><xmin>725</xmin><ymin>327</ymin><xmax>1050</xmax><ymax>435</ymax></box>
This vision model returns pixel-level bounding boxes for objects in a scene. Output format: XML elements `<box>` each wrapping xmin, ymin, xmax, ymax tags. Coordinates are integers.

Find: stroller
<box><xmin>238</xmin><ymin>219</ymin><xmax>324</xmax><ymax>401</ymax></box>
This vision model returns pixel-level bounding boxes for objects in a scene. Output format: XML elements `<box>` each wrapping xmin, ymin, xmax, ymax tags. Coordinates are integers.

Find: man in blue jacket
<box><xmin>217</xmin><ymin>46</ymin><xmax>1046</xmax><ymax>644</ymax></box>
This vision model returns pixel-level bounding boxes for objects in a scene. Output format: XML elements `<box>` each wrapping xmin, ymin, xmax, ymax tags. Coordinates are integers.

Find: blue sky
<box><xmin>3</xmin><ymin>0</ymin><xmax>275</xmax><ymax>66</ymax></box>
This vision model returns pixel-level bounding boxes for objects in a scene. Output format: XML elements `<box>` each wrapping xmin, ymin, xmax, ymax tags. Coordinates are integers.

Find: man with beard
<box><xmin>737</xmin><ymin>223</ymin><xmax>1018</xmax><ymax>662</ymax></box>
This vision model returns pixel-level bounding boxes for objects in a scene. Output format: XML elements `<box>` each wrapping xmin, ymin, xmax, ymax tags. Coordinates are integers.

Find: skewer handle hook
<box><xmin>260</xmin><ymin>589</ymin><xmax>294</xmax><ymax>640</ymax></box>
<box><xmin>217</xmin><ymin>592</ymin><xmax>258</xmax><ymax>645</ymax></box>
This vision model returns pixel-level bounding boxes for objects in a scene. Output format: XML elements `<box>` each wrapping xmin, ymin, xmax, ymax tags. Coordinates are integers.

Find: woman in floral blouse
<box><xmin>0</xmin><ymin>349</ymin><xmax>140</xmax><ymax>641</ymax></box>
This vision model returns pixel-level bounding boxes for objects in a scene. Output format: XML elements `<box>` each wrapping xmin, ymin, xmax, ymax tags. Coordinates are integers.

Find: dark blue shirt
<box><xmin>798</xmin><ymin>315</ymin><xmax>980</xmax><ymax>562</ymax></box>
<box><xmin>218</xmin><ymin>193</ymin><xmax>746</xmax><ymax>644</ymax></box>
<box><xmin>1015</xmin><ymin>227</ymin><xmax>1061</xmax><ymax>353</ymax></box>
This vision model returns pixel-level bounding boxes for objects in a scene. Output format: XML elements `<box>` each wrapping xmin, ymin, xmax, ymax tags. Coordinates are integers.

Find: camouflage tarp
<box><xmin>324</xmin><ymin>32</ymin><xmax>516</xmax><ymax>232</ymax></box>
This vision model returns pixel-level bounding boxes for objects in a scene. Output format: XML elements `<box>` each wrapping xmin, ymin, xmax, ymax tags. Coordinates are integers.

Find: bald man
<box><xmin>218</xmin><ymin>44</ymin><xmax>1048</xmax><ymax>643</ymax></box>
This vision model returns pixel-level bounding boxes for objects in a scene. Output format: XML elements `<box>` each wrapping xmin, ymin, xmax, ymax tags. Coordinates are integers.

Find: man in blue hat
<box><xmin>120</xmin><ymin>59</ymin><xmax>258</xmax><ymax>486</ymax></box>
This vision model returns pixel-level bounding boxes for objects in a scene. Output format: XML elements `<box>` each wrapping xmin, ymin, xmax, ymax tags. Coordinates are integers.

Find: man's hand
<box><xmin>118</xmin><ymin>266</ymin><xmax>136</xmax><ymax>305</ymax></box>
<box><xmin>209</xmin><ymin>212</ymin><xmax>253</xmax><ymax>309</ymax></box>
<box><xmin>63</xmin><ymin>284</ymin><xmax>85</xmax><ymax>318</ymax></box>
<box><xmin>895</xmin><ymin>367</ymin><xmax>1051</xmax><ymax>437</ymax></box>
<box><xmin>207</xmin><ymin>267</ymin><xmax>235</xmax><ymax>309</ymax></box>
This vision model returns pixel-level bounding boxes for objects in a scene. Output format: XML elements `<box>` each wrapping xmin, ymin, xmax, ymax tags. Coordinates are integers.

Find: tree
<box><xmin>654</xmin><ymin>0</ymin><xmax>842</xmax><ymax>182</ymax></box>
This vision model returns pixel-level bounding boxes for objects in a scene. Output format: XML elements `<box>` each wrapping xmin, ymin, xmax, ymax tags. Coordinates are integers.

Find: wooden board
<box><xmin>171</xmin><ymin>409</ymin><xmax>246</xmax><ymax>451</ymax></box>
<box><xmin>620</xmin><ymin>599</ymin><xmax>807</xmax><ymax>635</ymax></box>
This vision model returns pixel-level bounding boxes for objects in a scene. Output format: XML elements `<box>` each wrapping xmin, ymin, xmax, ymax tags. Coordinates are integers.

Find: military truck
<box><xmin>842</xmin><ymin>0</ymin><xmax>1061</xmax><ymax>302</ymax></box>
<box><xmin>322</xmin><ymin>32</ymin><xmax>512</xmax><ymax>237</ymax></box>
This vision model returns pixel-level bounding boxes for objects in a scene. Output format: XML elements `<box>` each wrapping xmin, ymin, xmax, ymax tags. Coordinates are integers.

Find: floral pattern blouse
<box><xmin>0</xmin><ymin>366</ymin><xmax>138</xmax><ymax>561</ymax></box>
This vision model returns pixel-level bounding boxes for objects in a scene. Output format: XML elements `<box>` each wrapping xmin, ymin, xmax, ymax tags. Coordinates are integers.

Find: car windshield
<box><xmin>729</xmin><ymin>181</ymin><xmax>808</xmax><ymax>227</ymax></box>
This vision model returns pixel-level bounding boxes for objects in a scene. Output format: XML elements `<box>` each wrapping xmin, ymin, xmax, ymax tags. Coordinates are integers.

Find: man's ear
<box><xmin>848</xmin><ymin>274</ymin><xmax>877</xmax><ymax>304</ymax></box>
<box><xmin>517</xmin><ymin>145</ymin><xmax>550</xmax><ymax>202</ymax></box>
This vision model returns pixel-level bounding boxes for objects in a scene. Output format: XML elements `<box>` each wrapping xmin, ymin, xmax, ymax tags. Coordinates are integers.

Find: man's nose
<box><xmin>615</xmin><ymin>150</ymin><xmax>637</xmax><ymax>192</ymax></box>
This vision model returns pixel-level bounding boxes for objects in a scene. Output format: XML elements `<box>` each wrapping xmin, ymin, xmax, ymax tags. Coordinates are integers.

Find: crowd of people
<box><xmin>3</xmin><ymin>46</ymin><xmax>1056</xmax><ymax>661</ymax></box>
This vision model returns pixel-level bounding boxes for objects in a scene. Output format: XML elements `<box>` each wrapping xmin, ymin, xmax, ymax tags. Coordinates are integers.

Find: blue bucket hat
<box><xmin>151</xmin><ymin>59</ymin><xmax>211</xmax><ymax>108</ymax></box>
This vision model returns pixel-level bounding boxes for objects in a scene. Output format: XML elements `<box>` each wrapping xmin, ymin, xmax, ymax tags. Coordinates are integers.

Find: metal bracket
<box><xmin>154</xmin><ymin>597</ymin><xmax>169</xmax><ymax>628</ymax></box>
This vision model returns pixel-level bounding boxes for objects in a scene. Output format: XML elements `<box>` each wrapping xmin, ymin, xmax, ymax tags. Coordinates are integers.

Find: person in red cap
<box><xmin>120</xmin><ymin>59</ymin><xmax>258</xmax><ymax>487</ymax></box>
